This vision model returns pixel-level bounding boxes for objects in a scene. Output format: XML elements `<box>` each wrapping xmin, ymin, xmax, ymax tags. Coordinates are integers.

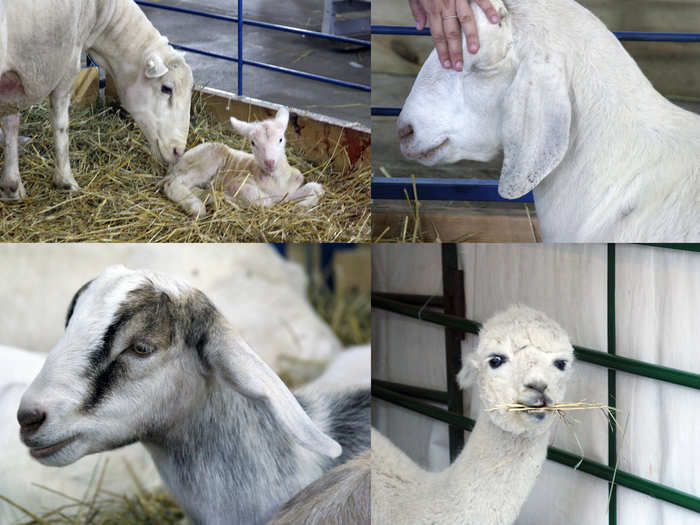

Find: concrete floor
<box><xmin>141</xmin><ymin>0</ymin><xmax>370</xmax><ymax>127</ymax></box>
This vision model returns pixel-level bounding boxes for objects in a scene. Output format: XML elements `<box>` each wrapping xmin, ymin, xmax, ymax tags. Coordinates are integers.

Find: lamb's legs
<box><xmin>50</xmin><ymin>87</ymin><xmax>79</xmax><ymax>190</ymax></box>
<box><xmin>0</xmin><ymin>112</ymin><xmax>25</xmax><ymax>200</ymax></box>
<box><xmin>288</xmin><ymin>182</ymin><xmax>325</xmax><ymax>207</ymax></box>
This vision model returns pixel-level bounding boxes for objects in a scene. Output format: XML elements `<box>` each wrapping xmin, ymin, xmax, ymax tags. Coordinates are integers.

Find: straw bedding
<box><xmin>0</xmin><ymin>98</ymin><xmax>370</xmax><ymax>242</ymax></box>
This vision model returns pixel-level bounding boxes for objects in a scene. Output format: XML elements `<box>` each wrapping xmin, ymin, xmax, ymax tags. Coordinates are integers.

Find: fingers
<box><xmin>456</xmin><ymin>0</ymin><xmax>479</xmax><ymax>55</ymax></box>
<box><xmin>473</xmin><ymin>0</ymin><xmax>501</xmax><ymax>24</ymax></box>
<box><xmin>428</xmin><ymin>11</ymin><xmax>452</xmax><ymax>69</ymax></box>
<box><xmin>442</xmin><ymin>15</ymin><xmax>464</xmax><ymax>71</ymax></box>
<box><xmin>409</xmin><ymin>0</ymin><xmax>428</xmax><ymax>30</ymax></box>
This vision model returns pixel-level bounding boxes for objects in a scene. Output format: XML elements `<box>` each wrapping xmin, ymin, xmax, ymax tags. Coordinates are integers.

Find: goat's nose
<box><xmin>398</xmin><ymin>123</ymin><xmax>414</xmax><ymax>141</ymax></box>
<box><xmin>17</xmin><ymin>408</ymin><xmax>46</xmax><ymax>435</ymax></box>
<box><xmin>525</xmin><ymin>382</ymin><xmax>548</xmax><ymax>393</ymax></box>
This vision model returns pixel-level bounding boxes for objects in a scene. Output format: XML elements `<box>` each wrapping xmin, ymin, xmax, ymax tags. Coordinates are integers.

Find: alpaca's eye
<box><xmin>488</xmin><ymin>354</ymin><xmax>507</xmax><ymax>369</ymax></box>
<box><xmin>554</xmin><ymin>359</ymin><xmax>567</xmax><ymax>371</ymax></box>
<box><xmin>130</xmin><ymin>342</ymin><xmax>155</xmax><ymax>356</ymax></box>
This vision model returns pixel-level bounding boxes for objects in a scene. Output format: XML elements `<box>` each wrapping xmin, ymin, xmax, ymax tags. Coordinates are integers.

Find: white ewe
<box><xmin>372</xmin><ymin>306</ymin><xmax>575</xmax><ymax>525</ymax></box>
<box><xmin>0</xmin><ymin>345</ymin><xmax>161</xmax><ymax>525</ymax></box>
<box><xmin>0</xmin><ymin>0</ymin><xmax>193</xmax><ymax>200</ymax></box>
<box><xmin>162</xmin><ymin>107</ymin><xmax>325</xmax><ymax>217</ymax></box>
<box><xmin>397</xmin><ymin>0</ymin><xmax>700</xmax><ymax>242</ymax></box>
<box><xmin>17</xmin><ymin>266</ymin><xmax>369</xmax><ymax>525</ymax></box>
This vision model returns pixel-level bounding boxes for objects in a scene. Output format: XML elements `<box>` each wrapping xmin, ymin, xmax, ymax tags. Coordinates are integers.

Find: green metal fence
<box><xmin>372</xmin><ymin>243</ymin><xmax>700</xmax><ymax>523</ymax></box>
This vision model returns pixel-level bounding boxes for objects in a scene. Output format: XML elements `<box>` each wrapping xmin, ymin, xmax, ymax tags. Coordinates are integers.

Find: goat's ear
<box><xmin>144</xmin><ymin>52</ymin><xmax>169</xmax><ymax>79</ymax></box>
<box><xmin>275</xmin><ymin>107</ymin><xmax>289</xmax><ymax>127</ymax></box>
<box><xmin>205</xmin><ymin>325</ymin><xmax>342</xmax><ymax>458</ymax></box>
<box><xmin>499</xmin><ymin>54</ymin><xmax>571</xmax><ymax>199</ymax></box>
<box><xmin>456</xmin><ymin>355</ymin><xmax>478</xmax><ymax>389</ymax></box>
<box><xmin>229</xmin><ymin>117</ymin><xmax>254</xmax><ymax>137</ymax></box>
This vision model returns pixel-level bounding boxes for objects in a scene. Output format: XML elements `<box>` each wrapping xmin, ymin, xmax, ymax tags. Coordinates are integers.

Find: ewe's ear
<box><xmin>204</xmin><ymin>324</ymin><xmax>342</xmax><ymax>458</ymax></box>
<box><xmin>499</xmin><ymin>54</ymin><xmax>571</xmax><ymax>199</ymax></box>
<box><xmin>275</xmin><ymin>107</ymin><xmax>289</xmax><ymax>127</ymax></box>
<box><xmin>456</xmin><ymin>355</ymin><xmax>479</xmax><ymax>389</ymax></box>
<box><xmin>229</xmin><ymin>117</ymin><xmax>254</xmax><ymax>137</ymax></box>
<box><xmin>144</xmin><ymin>52</ymin><xmax>169</xmax><ymax>79</ymax></box>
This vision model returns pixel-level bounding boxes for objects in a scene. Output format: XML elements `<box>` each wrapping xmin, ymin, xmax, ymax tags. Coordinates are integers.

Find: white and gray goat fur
<box><xmin>268</xmin><ymin>449</ymin><xmax>370</xmax><ymax>525</ymax></box>
<box><xmin>372</xmin><ymin>306</ymin><xmax>575</xmax><ymax>525</ymax></box>
<box><xmin>398</xmin><ymin>0</ymin><xmax>699</xmax><ymax>242</ymax></box>
<box><xmin>162</xmin><ymin>107</ymin><xmax>325</xmax><ymax>217</ymax></box>
<box><xmin>0</xmin><ymin>0</ymin><xmax>193</xmax><ymax>200</ymax></box>
<box><xmin>17</xmin><ymin>266</ymin><xmax>369</xmax><ymax>525</ymax></box>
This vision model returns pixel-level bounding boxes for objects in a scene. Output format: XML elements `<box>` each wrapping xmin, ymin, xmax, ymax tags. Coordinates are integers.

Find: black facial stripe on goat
<box><xmin>65</xmin><ymin>279</ymin><xmax>94</xmax><ymax>328</ymax></box>
<box><xmin>82</xmin><ymin>282</ymin><xmax>175</xmax><ymax>412</ymax></box>
<box><xmin>181</xmin><ymin>289</ymin><xmax>220</xmax><ymax>368</ymax></box>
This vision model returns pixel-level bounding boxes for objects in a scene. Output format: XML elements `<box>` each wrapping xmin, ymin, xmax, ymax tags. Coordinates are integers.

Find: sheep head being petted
<box><xmin>17</xmin><ymin>266</ymin><xmax>352</xmax><ymax>525</ymax></box>
<box><xmin>398</xmin><ymin>0</ymin><xmax>700</xmax><ymax>242</ymax></box>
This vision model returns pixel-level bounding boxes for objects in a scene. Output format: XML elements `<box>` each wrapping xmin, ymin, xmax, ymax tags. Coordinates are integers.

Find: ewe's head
<box><xmin>17</xmin><ymin>265</ymin><xmax>341</xmax><ymax>467</ymax></box>
<box><xmin>398</xmin><ymin>0</ymin><xmax>572</xmax><ymax>199</ymax></box>
<box><xmin>118</xmin><ymin>40</ymin><xmax>193</xmax><ymax>164</ymax></box>
<box><xmin>458</xmin><ymin>306</ymin><xmax>574</xmax><ymax>436</ymax></box>
<box><xmin>230</xmin><ymin>108</ymin><xmax>290</xmax><ymax>174</ymax></box>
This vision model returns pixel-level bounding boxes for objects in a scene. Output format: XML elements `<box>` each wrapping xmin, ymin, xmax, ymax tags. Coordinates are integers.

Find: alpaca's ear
<box><xmin>203</xmin><ymin>323</ymin><xmax>342</xmax><ymax>458</ymax></box>
<box><xmin>456</xmin><ymin>356</ymin><xmax>478</xmax><ymax>388</ymax></box>
<box><xmin>499</xmin><ymin>53</ymin><xmax>571</xmax><ymax>199</ymax></box>
<box><xmin>230</xmin><ymin>117</ymin><xmax>254</xmax><ymax>137</ymax></box>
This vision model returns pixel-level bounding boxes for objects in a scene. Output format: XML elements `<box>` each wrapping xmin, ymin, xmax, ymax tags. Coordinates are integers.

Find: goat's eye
<box><xmin>488</xmin><ymin>354</ymin><xmax>507</xmax><ymax>369</ymax></box>
<box><xmin>161</xmin><ymin>85</ymin><xmax>173</xmax><ymax>96</ymax></box>
<box><xmin>131</xmin><ymin>342</ymin><xmax>155</xmax><ymax>356</ymax></box>
<box><xmin>554</xmin><ymin>359</ymin><xmax>568</xmax><ymax>371</ymax></box>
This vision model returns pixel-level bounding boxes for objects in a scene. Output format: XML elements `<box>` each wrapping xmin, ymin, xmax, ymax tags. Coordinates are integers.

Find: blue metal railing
<box><xmin>134</xmin><ymin>1</ymin><xmax>370</xmax><ymax>95</ymax></box>
<box><xmin>372</xmin><ymin>24</ymin><xmax>700</xmax><ymax>202</ymax></box>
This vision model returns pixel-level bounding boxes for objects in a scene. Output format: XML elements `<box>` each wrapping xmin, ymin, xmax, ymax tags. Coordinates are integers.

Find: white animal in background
<box><xmin>372</xmin><ymin>306</ymin><xmax>575</xmax><ymax>525</ymax></box>
<box><xmin>397</xmin><ymin>0</ymin><xmax>700</xmax><ymax>242</ymax></box>
<box><xmin>0</xmin><ymin>345</ymin><xmax>161</xmax><ymax>525</ymax></box>
<box><xmin>0</xmin><ymin>0</ymin><xmax>193</xmax><ymax>200</ymax></box>
<box><xmin>17</xmin><ymin>266</ymin><xmax>369</xmax><ymax>525</ymax></box>
<box><xmin>309</xmin><ymin>344</ymin><xmax>371</xmax><ymax>390</ymax></box>
<box><xmin>162</xmin><ymin>107</ymin><xmax>325</xmax><ymax>217</ymax></box>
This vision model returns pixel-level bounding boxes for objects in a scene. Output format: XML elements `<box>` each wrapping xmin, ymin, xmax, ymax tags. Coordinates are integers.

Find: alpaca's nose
<box><xmin>525</xmin><ymin>382</ymin><xmax>547</xmax><ymax>393</ymax></box>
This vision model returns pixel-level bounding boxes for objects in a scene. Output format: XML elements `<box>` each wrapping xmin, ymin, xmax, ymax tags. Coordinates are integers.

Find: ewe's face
<box><xmin>121</xmin><ymin>50</ymin><xmax>193</xmax><ymax>164</ymax></box>
<box><xmin>17</xmin><ymin>266</ymin><xmax>212</xmax><ymax>466</ymax></box>
<box><xmin>397</xmin><ymin>4</ymin><xmax>515</xmax><ymax>165</ymax></box>
<box><xmin>459</xmin><ymin>307</ymin><xmax>574</xmax><ymax>436</ymax></box>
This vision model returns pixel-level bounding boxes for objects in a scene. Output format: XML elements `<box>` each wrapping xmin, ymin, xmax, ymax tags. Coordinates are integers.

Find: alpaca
<box><xmin>372</xmin><ymin>306</ymin><xmax>575</xmax><ymax>525</ymax></box>
<box><xmin>162</xmin><ymin>108</ymin><xmax>324</xmax><ymax>217</ymax></box>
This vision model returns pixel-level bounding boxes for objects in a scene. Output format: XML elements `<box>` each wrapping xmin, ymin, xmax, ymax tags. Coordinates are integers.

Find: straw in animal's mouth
<box><xmin>487</xmin><ymin>402</ymin><xmax>615</xmax><ymax>414</ymax></box>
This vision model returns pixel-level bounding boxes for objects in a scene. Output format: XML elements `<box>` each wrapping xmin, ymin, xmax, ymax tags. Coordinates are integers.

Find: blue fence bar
<box><xmin>134</xmin><ymin>1</ymin><xmax>370</xmax><ymax>95</ymax></box>
<box><xmin>371</xmin><ymin>177</ymin><xmax>534</xmax><ymax>203</ymax></box>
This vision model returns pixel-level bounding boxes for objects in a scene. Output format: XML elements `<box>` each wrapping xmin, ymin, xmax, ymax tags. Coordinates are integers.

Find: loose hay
<box><xmin>0</xmin><ymin>96</ymin><xmax>370</xmax><ymax>242</ymax></box>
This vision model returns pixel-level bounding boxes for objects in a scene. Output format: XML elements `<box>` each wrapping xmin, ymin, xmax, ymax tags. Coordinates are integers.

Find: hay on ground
<box><xmin>0</xmin><ymin>96</ymin><xmax>369</xmax><ymax>242</ymax></box>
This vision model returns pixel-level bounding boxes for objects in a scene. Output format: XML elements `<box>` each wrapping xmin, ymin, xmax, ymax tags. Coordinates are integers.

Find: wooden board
<box><xmin>372</xmin><ymin>200</ymin><xmax>541</xmax><ymax>242</ymax></box>
<box><xmin>72</xmin><ymin>68</ymin><xmax>99</xmax><ymax>106</ymax></box>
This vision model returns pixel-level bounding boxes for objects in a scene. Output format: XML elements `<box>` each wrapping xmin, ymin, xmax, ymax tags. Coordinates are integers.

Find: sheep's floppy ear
<box><xmin>456</xmin><ymin>356</ymin><xmax>478</xmax><ymax>389</ymax></box>
<box><xmin>499</xmin><ymin>54</ymin><xmax>571</xmax><ymax>199</ymax></box>
<box><xmin>275</xmin><ymin>107</ymin><xmax>289</xmax><ymax>127</ymax></box>
<box><xmin>204</xmin><ymin>325</ymin><xmax>342</xmax><ymax>458</ymax></box>
<box><xmin>230</xmin><ymin>117</ymin><xmax>254</xmax><ymax>137</ymax></box>
<box><xmin>144</xmin><ymin>52</ymin><xmax>169</xmax><ymax>79</ymax></box>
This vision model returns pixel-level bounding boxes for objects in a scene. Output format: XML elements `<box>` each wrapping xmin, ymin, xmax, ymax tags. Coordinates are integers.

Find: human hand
<box><xmin>409</xmin><ymin>0</ymin><xmax>500</xmax><ymax>71</ymax></box>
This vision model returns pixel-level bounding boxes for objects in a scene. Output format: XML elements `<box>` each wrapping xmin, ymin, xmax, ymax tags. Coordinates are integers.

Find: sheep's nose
<box><xmin>264</xmin><ymin>160</ymin><xmax>276</xmax><ymax>170</ymax></box>
<box><xmin>173</xmin><ymin>147</ymin><xmax>183</xmax><ymax>159</ymax></box>
<box><xmin>398</xmin><ymin>123</ymin><xmax>414</xmax><ymax>141</ymax></box>
<box><xmin>17</xmin><ymin>408</ymin><xmax>46</xmax><ymax>435</ymax></box>
<box><xmin>525</xmin><ymin>382</ymin><xmax>548</xmax><ymax>393</ymax></box>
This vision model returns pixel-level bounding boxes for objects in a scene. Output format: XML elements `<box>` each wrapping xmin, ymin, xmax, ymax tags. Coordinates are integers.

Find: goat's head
<box><xmin>117</xmin><ymin>40</ymin><xmax>193</xmax><ymax>164</ymax></box>
<box><xmin>17</xmin><ymin>265</ymin><xmax>341</xmax><ymax>466</ymax></box>
<box><xmin>230</xmin><ymin>108</ymin><xmax>290</xmax><ymax>174</ymax></box>
<box><xmin>397</xmin><ymin>0</ymin><xmax>572</xmax><ymax>199</ymax></box>
<box><xmin>457</xmin><ymin>306</ymin><xmax>574</xmax><ymax>436</ymax></box>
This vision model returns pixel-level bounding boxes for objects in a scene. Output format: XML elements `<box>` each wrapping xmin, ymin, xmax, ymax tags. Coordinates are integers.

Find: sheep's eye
<box><xmin>131</xmin><ymin>342</ymin><xmax>155</xmax><ymax>356</ymax></box>
<box><xmin>251</xmin><ymin>140</ymin><xmax>256</xmax><ymax>147</ymax></box>
<box><xmin>554</xmin><ymin>359</ymin><xmax>568</xmax><ymax>371</ymax></box>
<box><xmin>488</xmin><ymin>354</ymin><xmax>507</xmax><ymax>369</ymax></box>
<box><xmin>278</xmin><ymin>137</ymin><xmax>283</xmax><ymax>143</ymax></box>
<box><xmin>161</xmin><ymin>85</ymin><xmax>173</xmax><ymax>96</ymax></box>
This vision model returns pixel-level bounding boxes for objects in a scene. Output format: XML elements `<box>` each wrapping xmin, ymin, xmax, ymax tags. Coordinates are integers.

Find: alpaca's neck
<box><xmin>143</xmin><ymin>386</ymin><xmax>325</xmax><ymax>525</ymax></box>
<box><xmin>438</xmin><ymin>415</ymin><xmax>550</xmax><ymax>525</ymax></box>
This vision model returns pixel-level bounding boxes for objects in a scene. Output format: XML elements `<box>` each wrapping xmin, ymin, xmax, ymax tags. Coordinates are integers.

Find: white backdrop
<box><xmin>372</xmin><ymin>244</ymin><xmax>700</xmax><ymax>525</ymax></box>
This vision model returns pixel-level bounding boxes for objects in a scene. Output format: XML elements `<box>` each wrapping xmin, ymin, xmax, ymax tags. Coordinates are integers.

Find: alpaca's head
<box><xmin>458</xmin><ymin>306</ymin><xmax>574</xmax><ymax>436</ymax></box>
